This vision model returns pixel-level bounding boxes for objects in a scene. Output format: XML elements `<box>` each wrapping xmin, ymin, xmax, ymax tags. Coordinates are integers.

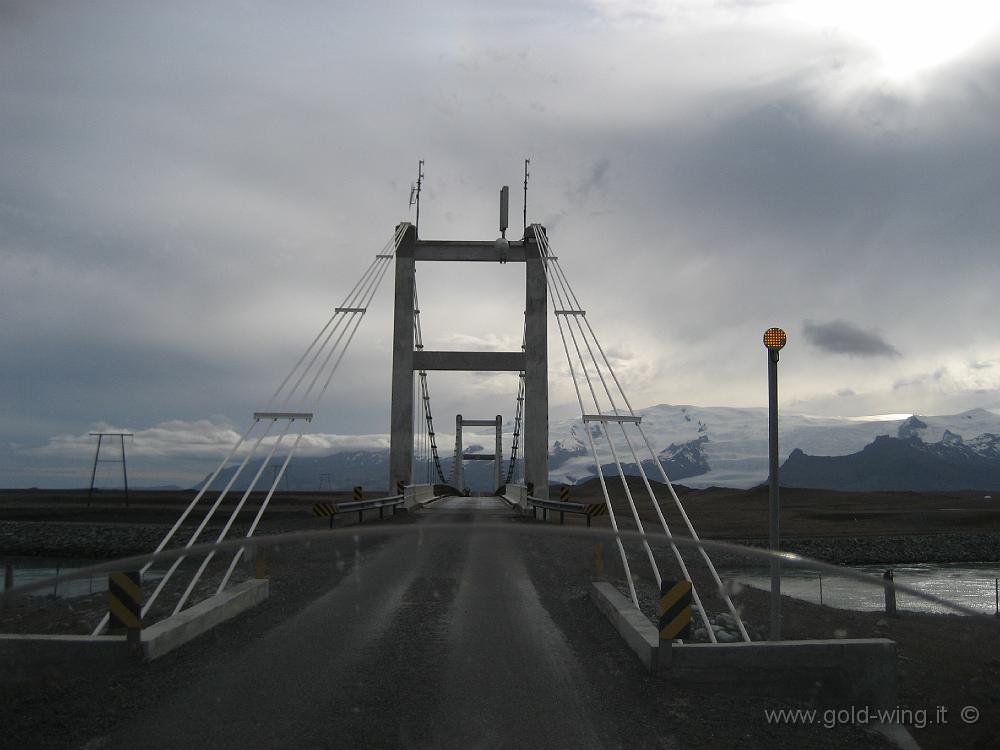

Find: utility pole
<box><xmin>763</xmin><ymin>328</ymin><xmax>787</xmax><ymax>640</ymax></box>
<box><xmin>88</xmin><ymin>432</ymin><xmax>133</xmax><ymax>508</ymax></box>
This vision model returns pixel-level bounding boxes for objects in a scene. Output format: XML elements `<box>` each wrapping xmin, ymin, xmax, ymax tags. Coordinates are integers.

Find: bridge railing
<box><xmin>526</xmin><ymin>494</ymin><xmax>603</xmax><ymax>526</ymax></box>
<box><xmin>335</xmin><ymin>493</ymin><xmax>405</xmax><ymax>522</ymax></box>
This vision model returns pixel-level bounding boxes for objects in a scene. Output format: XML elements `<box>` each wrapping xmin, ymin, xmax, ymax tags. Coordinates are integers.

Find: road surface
<box><xmin>20</xmin><ymin>496</ymin><xmax>891</xmax><ymax>750</ymax></box>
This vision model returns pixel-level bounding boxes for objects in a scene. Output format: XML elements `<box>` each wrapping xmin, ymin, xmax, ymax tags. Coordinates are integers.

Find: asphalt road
<box><xmin>99</xmin><ymin>497</ymin><xmax>604</xmax><ymax>748</ymax></box>
<box><xmin>46</xmin><ymin>496</ymin><xmax>893</xmax><ymax>750</ymax></box>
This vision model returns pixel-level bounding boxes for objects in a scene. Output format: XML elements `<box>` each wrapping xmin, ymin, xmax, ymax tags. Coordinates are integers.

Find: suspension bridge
<box><xmin>1</xmin><ymin>181</ymin><xmax>912</xmax><ymax>750</ymax></box>
<box><xmin>86</xmin><ymin>205</ymin><xmax>748</xmax><ymax>648</ymax></box>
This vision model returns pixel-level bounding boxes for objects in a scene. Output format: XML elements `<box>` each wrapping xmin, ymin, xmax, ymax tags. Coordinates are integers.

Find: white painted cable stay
<box><xmin>530</xmin><ymin>222</ymin><xmax>750</xmax><ymax>643</ymax></box>
<box><xmin>335</xmin><ymin>307</ymin><xmax>366</xmax><ymax>313</ymax></box>
<box><xmin>91</xmin><ymin>228</ymin><xmax>405</xmax><ymax>635</ymax></box>
<box><xmin>554</xmin><ymin>310</ymin><xmax>586</xmax><ymax>316</ymax></box>
<box><xmin>581</xmin><ymin>414</ymin><xmax>641</xmax><ymax>423</ymax></box>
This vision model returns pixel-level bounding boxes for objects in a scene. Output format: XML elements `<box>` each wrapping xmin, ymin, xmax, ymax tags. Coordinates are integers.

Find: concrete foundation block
<box><xmin>142</xmin><ymin>579</ymin><xmax>269</xmax><ymax>661</ymax></box>
<box><xmin>590</xmin><ymin>581</ymin><xmax>898</xmax><ymax>710</ymax></box>
<box><xmin>590</xmin><ymin>581</ymin><xmax>661</xmax><ymax>671</ymax></box>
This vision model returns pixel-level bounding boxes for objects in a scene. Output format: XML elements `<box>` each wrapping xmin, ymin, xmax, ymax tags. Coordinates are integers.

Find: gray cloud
<box><xmin>2</xmin><ymin>1</ymin><xmax>999</xmax><ymax>484</ymax></box>
<box><xmin>567</xmin><ymin>158</ymin><xmax>610</xmax><ymax>205</ymax></box>
<box><xmin>802</xmin><ymin>320</ymin><xmax>901</xmax><ymax>358</ymax></box>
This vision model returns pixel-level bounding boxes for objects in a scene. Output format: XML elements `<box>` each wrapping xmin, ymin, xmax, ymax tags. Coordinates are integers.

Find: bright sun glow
<box><xmin>785</xmin><ymin>0</ymin><xmax>1000</xmax><ymax>79</ymax></box>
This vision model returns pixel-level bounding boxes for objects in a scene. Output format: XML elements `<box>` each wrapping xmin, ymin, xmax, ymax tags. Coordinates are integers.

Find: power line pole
<box><xmin>88</xmin><ymin>432</ymin><xmax>133</xmax><ymax>508</ymax></box>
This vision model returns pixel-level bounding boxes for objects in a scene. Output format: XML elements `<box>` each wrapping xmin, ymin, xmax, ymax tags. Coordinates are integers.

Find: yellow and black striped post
<box><xmin>658</xmin><ymin>579</ymin><xmax>692</xmax><ymax>642</ymax></box>
<box><xmin>559</xmin><ymin>486</ymin><xmax>570</xmax><ymax>523</ymax></box>
<box><xmin>108</xmin><ymin>571</ymin><xmax>142</xmax><ymax>653</ymax></box>
<box><xmin>584</xmin><ymin>503</ymin><xmax>607</xmax><ymax>527</ymax></box>
<box><xmin>353</xmin><ymin>486</ymin><xmax>364</xmax><ymax>522</ymax></box>
<box><xmin>313</xmin><ymin>502</ymin><xmax>337</xmax><ymax>528</ymax></box>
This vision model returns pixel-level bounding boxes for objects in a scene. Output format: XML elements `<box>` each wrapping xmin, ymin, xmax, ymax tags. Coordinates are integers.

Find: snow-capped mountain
<box><xmin>547</xmin><ymin>405</ymin><xmax>1000</xmax><ymax>489</ymax></box>
<box><xmin>781</xmin><ymin>429</ymin><xmax>1000</xmax><ymax>491</ymax></box>
<box><xmin>200</xmin><ymin>405</ymin><xmax>1000</xmax><ymax>492</ymax></box>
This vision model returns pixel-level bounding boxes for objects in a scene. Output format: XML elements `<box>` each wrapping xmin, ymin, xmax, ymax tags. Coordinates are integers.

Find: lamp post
<box><xmin>763</xmin><ymin>327</ymin><xmax>787</xmax><ymax>641</ymax></box>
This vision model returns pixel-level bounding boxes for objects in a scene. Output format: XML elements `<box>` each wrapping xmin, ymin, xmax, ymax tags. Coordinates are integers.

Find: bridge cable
<box><xmin>412</xmin><ymin>283</ymin><xmax>448</xmax><ymax>483</ymax></box>
<box><xmin>171</xmin><ymin>230</ymin><xmax>401</xmax><ymax>611</ymax></box>
<box><xmin>545</xmin><ymin>236</ymin><xmax>748</xmax><ymax>641</ymax></box>
<box><xmin>92</xmin><ymin>226</ymin><xmax>406</xmax><ymax>633</ymax></box>
<box><xmin>533</xmin><ymin>225</ymin><xmax>748</xmax><ymax>641</ymax></box>
<box><xmin>531</xmin><ymin>226</ymin><xmax>640</xmax><ymax>608</ymax></box>
<box><xmin>505</xmin><ymin>316</ymin><xmax>526</xmax><ymax>485</ymax></box>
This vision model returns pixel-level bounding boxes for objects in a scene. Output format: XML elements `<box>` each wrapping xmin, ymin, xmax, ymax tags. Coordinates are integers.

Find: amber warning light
<box><xmin>763</xmin><ymin>327</ymin><xmax>787</xmax><ymax>350</ymax></box>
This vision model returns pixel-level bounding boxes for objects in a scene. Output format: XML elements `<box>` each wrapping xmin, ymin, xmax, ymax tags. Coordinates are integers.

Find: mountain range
<box><xmin>548</xmin><ymin>405</ymin><xmax>1000</xmax><ymax>491</ymax></box>
<box><xmin>200</xmin><ymin>405</ymin><xmax>1000</xmax><ymax>493</ymax></box>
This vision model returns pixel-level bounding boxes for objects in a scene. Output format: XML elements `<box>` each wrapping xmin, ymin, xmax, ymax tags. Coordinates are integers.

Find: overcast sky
<box><xmin>2</xmin><ymin>1</ymin><xmax>999</xmax><ymax>486</ymax></box>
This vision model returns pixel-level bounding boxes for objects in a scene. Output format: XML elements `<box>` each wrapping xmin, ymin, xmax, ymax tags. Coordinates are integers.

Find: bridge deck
<box><xmin>32</xmin><ymin>501</ymin><xmax>894</xmax><ymax>749</ymax></box>
<box><xmin>422</xmin><ymin>494</ymin><xmax>511</xmax><ymax>513</ymax></box>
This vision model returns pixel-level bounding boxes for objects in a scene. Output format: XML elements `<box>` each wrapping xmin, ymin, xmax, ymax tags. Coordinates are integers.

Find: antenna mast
<box><xmin>410</xmin><ymin>160</ymin><xmax>425</xmax><ymax>233</ymax></box>
<box><xmin>523</xmin><ymin>158</ymin><xmax>530</xmax><ymax>232</ymax></box>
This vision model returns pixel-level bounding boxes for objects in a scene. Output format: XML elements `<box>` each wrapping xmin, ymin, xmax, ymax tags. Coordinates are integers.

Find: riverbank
<box><xmin>726</xmin><ymin>533</ymin><xmax>1000</xmax><ymax>565</ymax></box>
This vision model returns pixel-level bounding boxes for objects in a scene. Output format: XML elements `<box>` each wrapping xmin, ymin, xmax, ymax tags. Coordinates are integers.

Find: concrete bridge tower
<box><xmin>388</xmin><ymin>222</ymin><xmax>548</xmax><ymax>497</ymax></box>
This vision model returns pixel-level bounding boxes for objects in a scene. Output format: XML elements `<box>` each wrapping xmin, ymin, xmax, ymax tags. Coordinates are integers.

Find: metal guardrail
<box><xmin>335</xmin><ymin>493</ymin><xmax>405</xmax><ymax>522</ymax></box>
<box><xmin>527</xmin><ymin>495</ymin><xmax>604</xmax><ymax>526</ymax></box>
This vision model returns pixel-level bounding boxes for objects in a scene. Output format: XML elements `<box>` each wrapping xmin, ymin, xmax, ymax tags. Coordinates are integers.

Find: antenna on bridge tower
<box><xmin>409</xmin><ymin>160</ymin><xmax>425</xmax><ymax>232</ymax></box>
<box><xmin>496</xmin><ymin>185</ymin><xmax>510</xmax><ymax>263</ymax></box>
<box><xmin>523</xmin><ymin>158</ymin><xmax>530</xmax><ymax>231</ymax></box>
<box><xmin>499</xmin><ymin>185</ymin><xmax>509</xmax><ymax>238</ymax></box>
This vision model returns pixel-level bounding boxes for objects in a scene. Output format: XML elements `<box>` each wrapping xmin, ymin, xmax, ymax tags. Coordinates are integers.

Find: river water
<box><xmin>725</xmin><ymin>561</ymin><xmax>1000</xmax><ymax>616</ymax></box>
<box><xmin>4</xmin><ymin>555</ymin><xmax>1000</xmax><ymax>614</ymax></box>
<box><xmin>1</xmin><ymin>556</ymin><xmax>165</xmax><ymax>598</ymax></box>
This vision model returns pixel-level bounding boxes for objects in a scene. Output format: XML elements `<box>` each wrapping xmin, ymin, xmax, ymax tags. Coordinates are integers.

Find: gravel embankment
<box><xmin>4</xmin><ymin>519</ymin><xmax>999</xmax><ymax>565</ymax></box>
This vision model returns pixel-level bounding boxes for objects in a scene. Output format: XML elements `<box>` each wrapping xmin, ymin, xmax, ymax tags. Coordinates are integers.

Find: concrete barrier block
<box><xmin>405</xmin><ymin>484</ymin><xmax>437</xmax><ymax>510</ymax></box>
<box><xmin>503</xmin><ymin>484</ymin><xmax>528</xmax><ymax>514</ymax></box>
<box><xmin>590</xmin><ymin>581</ymin><xmax>660</xmax><ymax>671</ymax></box>
<box><xmin>142</xmin><ymin>579</ymin><xmax>269</xmax><ymax>661</ymax></box>
<box><xmin>590</xmin><ymin>581</ymin><xmax>898</xmax><ymax>709</ymax></box>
